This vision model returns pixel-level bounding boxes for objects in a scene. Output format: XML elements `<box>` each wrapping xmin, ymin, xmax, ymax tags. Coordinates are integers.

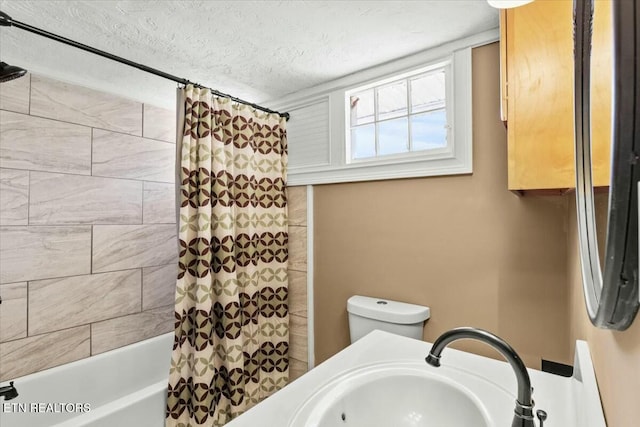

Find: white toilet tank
<box><xmin>347</xmin><ymin>295</ymin><xmax>430</xmax><ymax>343</ymax></box>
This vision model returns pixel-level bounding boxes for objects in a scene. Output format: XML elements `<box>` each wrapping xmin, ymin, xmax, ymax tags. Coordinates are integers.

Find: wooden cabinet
<box><xmin>501</xmin><ymin>0</ymin><xmax>611</xmax><ymax>191</ymax></box>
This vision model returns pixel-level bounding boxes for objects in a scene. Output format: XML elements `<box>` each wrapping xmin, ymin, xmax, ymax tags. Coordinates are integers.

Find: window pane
<box><xmin>378</xmin><ymin>117</ymin><xmax>409</xmax><ymax>156</ymax></box>
<box><xmin>411</xmin><ymin>109</ymin><xmax>447</xmax><ymax>151</ymax></box>
<box><xmin>378</xmin><ymin>81</ymin><xmax>408</xmax><ymax>120</ymax></box>
<box><xmin>350</xmin><ymin>90</ymin><xmax>375</xmax><ymax>125</ymax></box>
<box><xmin>411</xmin><ymin>71</ymin><xmax>446</xmax><ymax>113</ymax></box>
<box><xmin>351</xmin><ymin>124</ymin><xmax>376</xmax><ymax>159</ymax></box>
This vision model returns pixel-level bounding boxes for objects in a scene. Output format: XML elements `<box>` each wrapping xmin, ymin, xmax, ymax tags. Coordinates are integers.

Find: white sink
<box><xmin>289</xmin><ymin>362</ymin><xmax>501</xmax><ymax>427</ymax></box>
<box><xmin>226</xmin><ymin>331</ymin><xmax>605</xmax><ymax>427</ymax></box>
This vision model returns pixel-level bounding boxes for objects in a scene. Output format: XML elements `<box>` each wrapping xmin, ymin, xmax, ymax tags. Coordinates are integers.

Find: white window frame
<box><xmin>266</xmin><ymin>30</ymin><xmax>499</xmax><ymax>186</ymax></box>
<box><xmin>345</xmin><ymin>60</ymin><xmax>453</xmax><ymax>165</ymax></box>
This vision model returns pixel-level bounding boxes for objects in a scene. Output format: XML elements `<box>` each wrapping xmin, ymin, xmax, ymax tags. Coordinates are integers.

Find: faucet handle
<box><xmin>536</xmin><ymin>409</ymin><xmax>547</xmax><ymax>426</ymax></box>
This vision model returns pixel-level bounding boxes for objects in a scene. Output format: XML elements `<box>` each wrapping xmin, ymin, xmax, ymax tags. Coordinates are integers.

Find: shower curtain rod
<box><xmin>0</xmin><ymin>11</ymin><xmax>290</xmax><ymax>120</ymax></box>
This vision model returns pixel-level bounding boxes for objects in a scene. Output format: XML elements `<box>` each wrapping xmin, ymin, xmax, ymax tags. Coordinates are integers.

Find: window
<box><xmin>268</xmin><ymin>29</ymin><xmax>494</xmax><ymax>186</ymax></box>
<box><xmin>347</xmin><ymin>63</ymin><xmax>451</xmax><ymax>163</ymax></box>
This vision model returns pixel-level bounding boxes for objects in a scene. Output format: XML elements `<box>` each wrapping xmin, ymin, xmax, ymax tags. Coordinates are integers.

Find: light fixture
<box><xmin>487</xmin><ymin>0</ymin><xmax>534</xmax><ymax>9</ymax></box>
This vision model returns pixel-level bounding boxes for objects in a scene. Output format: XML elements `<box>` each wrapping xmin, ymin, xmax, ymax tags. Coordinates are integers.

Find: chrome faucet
<box><xmin>0</xmin><ymin>381</ymin><xmax>18</xmax><ymax>401</ymax></box>
<box><xmin>425</xmin><ymin>327</ymin><xmax>538</xmax><ymax>427</ymax></box>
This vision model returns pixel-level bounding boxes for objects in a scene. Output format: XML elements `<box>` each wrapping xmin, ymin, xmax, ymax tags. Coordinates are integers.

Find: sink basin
<box><xmin>289</xmin><ymin>362</ymin><xmax>495</xmax><ymax>427</ymax></box>
<box><xmin>226</xmin><ymin>331</ymin><xmax>602</xmax><ymax>427</ymax></box>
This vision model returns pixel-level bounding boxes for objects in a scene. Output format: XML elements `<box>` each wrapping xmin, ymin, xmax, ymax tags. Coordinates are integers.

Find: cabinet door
<box><xmin>505</xmin><ymin>0</ymin><xmax>611</xmax><ymax>191</ymax></box>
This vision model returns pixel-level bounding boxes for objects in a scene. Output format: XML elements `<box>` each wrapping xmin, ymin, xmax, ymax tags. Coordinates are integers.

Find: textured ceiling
<box><xmin>0</xmin><ymin>1</ymin><xmax>498</xmax><ymax>109</ymax></box>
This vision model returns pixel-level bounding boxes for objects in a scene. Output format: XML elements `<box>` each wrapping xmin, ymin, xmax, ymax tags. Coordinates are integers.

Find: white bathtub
<box><xmin>0</xmin><ymin>333</ymin><xmax>172</xmax><ymax>427</ymax></box>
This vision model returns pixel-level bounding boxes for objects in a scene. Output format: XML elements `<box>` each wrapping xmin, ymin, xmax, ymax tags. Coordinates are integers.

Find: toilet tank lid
<box><xmin>347</xmin><ymin>295</ymin><xmax>430</xmax><ymax>324</ymax></box>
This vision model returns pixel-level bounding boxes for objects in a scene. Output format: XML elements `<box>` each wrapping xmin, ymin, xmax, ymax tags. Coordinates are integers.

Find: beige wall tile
<box><xmin>29</xmin><ymin>270</ymin><xmax>142</xmax><ymax>335</ymax></box>
<box><xmin>0</xmin><ymin>282</ymin><xmax>27</xmax><ymax>342</ymax></box>
<box><xmin>289</xmin><ymin>313</ymin><xmax>308</xmax><ymax>362</ymax></box>
<box><xmin>143</xmin><ymin>264</ymin><xmax>177</xmax><ymax>310</ymax></box>
<box><xmin>289</xmin><ymin>357</ymin><xmax>308</xmax><ymax>382</ymax></box>
<box><xmin>288</xmin><ymin>226</ymin><xmax>307</xmax><ymax>272</ymax></box>
<box><xmin>0</xmin><ymin>74</ymin><xmax>177</xmax><ymax>379</ymax></box>
<box><xmin>0</xmin><ymin>73</ymin><xmax>30</xmax><ymax>114</ymax></box>
<box><xmin>0</xmin><ymin>169</ymin><xmax>28</xmax><ymax>225</ymax></box>
<box><xmin>91</xmin><ymin>305</ymin><xmax>174</xmax><ymax>355</ymax></box>
<box><xmin>29</xmin><ymin>172</ymin><xmax>142</xmax><ymax>225</ymax></box>
<box><xmin>287</xmin><ymin>186</ymin><xmax>307</xmax><ymax>226</ymax></box>
<box><xmin>0</xmin><ymin>325</ymin><xmax>90</xmax><ymax>381</ymax></box>
<box><xmin>92</xmin><ymin>129</ymin><xmax>175</xmax><ymax>183</ymax></box>
<box><xmin>143</xmin><ymin>104</ymin><xmax>176</xmax><ymax>143</ymax></box>
<box><xmin>93</xmin><ymin>224</ymin><xmax>177</xmax><ymax>273</ymax></box>
<box><xmin>0</xmin><ymin>110</ymin><xmax>92</xmax><ymax>175</ymax></box>
<box><xmin>0</xmin><ymin>226</ymin><xmax>91</xmax><ymax>284</ymax></box>
<box><xmin>143</xmin><ymin>182</ymin><xmax>176</xmax><ymax>224</ymax></box>
<box><xmin>288</xmin><ymin>270</ymin><xmax>307</xmax><ymax>316</ymax></box>
<box><xmin>30</xmin><ymin>75</ymin><xmax>142</xmax><ymax>135</ymax></box>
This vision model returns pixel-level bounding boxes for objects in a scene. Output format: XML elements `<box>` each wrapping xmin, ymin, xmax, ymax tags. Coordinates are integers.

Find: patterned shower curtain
<box><xmin>166</xmin><ymin>85</ymin><xmax>289</xmax><ymax>427</ymax></box>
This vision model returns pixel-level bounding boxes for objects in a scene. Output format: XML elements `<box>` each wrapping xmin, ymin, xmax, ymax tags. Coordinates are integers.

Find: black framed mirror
<box><xmin>573</xmin><ymin>0</ymin><xmax>639</xmax><ymax>330</ymax></box>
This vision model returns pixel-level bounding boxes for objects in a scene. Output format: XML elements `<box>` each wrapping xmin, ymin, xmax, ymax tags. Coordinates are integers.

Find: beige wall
<box><xmin>568</xmin><ymin>194</ymin><xmax>640</xmax><ymax>427</ymax></box>
<box><xmin>313</xmin><ymin>41</ymin><xmax>640</xmax><ymax>426</ymax></box>
<box><xmin>0</xmin><ymin>74</ymin><xmax>177</xmax><ymax>381</ymax></box>
<box><xmin>313</xmin><ymin>43</ymin><xmax>571</xmax><ymax>368</ymax></box>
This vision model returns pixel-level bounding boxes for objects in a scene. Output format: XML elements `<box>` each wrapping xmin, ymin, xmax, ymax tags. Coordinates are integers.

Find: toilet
<box><xmin>347</xmin><ymin>295</ymin><xmax>431</xmax><ymax>343</ymax></box>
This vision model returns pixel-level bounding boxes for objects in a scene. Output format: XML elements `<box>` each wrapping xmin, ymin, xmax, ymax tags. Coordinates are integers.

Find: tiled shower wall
<box><xmin>286</xmin><ymin>186</ymin><xmax>308</xmax><ymax>381</ymax></box>
<box><xmin>0</xmin><ymin>73</ymin><xmax>309</xmax><ymax>383</ymax></box>
<box><xmin>0</xmin><ymin>74</ymin><xmax>177</xmax><ymax>382</ymax></box>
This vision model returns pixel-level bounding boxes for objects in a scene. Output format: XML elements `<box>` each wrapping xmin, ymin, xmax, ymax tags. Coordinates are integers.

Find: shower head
<box><xmin>0</xmin><ymin>12</ymin><xmax>27</xmax><ymax>83</ymax></box>
<box><xmin>0</xmin><ymin>62</ymin><xmax>27</xmax><ymax>83</ymax></box>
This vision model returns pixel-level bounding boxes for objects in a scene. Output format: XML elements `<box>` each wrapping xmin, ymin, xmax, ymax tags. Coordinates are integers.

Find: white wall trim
<box><xmin>305</xmin><ymin>185</ymin><xmax>315</xmax><ymax>369</ymax></box>
<box><xmin>287</xmin><ymin>158</ymin><xmax>470</xmax><ymax>186</ymax></box>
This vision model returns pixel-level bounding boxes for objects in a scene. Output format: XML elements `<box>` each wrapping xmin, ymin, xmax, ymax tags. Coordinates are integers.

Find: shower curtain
<box><xmin>166</xmin><ymin>85</ymin><xmax>289</xmax><ymax>427</ymax></box>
